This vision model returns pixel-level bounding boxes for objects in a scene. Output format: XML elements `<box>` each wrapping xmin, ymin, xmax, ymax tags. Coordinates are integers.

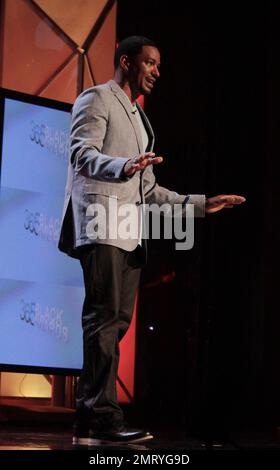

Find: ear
<box><xmin>119</xmin><ymin>54</ymin><xmax>130</xmax><ymax>72</ymax></box>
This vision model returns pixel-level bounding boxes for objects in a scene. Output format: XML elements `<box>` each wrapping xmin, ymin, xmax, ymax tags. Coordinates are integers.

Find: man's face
<box><xmin>129</xmin><ymin>45</ymin><xmax>161</xmax><ymax>97</ymax></box>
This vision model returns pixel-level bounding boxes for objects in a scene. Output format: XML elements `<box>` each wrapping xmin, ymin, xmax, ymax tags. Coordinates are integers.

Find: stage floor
<box><xmin>0</xmin><ymin>424</ymin><xmax>280</xmax><ymax>450</ymax></box>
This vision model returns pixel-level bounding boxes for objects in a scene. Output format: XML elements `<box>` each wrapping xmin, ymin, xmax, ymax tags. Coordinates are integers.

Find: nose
<box><xmin>152</xmin><ymin>65</ymin><xmax>160</xmax><ymax>78</ymax></box>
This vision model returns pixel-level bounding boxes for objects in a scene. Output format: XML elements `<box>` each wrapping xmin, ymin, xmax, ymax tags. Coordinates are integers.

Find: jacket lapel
<box><xmin>136</xmin><ymin>102</ymin><xmax>155</xmax><ymax>151</ymax></box>
<box><xmin>109</xmin><ymin>80</ymin><xmax>143</xmax><ymax>153</ymax></box>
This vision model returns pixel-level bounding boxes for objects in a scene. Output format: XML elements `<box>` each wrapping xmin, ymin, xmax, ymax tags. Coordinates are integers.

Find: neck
<box><xmin>114</xmin><ymin>70</ymin><xmax>138</xmax><ymax>104</ymax></box>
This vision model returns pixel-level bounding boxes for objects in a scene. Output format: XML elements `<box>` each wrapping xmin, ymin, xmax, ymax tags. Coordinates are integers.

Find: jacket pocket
<box><xmin>84</xmin><ymin>191</ymin><xmax>118</xmax><ymax>199</ymax></box>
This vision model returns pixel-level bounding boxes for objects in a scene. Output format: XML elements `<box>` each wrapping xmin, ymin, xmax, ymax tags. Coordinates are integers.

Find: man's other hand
<box><xmin>206</xmin><ymin>195</ymin><xmax>246</xmax><ymax>213</ymax></box>
<box><xmin>124</xmin><ymin>152</ymin><xmax>163</xmax><ymax>176</ymax></box>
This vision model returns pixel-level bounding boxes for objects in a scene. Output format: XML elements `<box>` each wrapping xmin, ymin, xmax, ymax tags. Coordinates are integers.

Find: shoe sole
<box><xmin>73</xmin><ymin>434</ymin><xmax>153</xmax><ymax>446</ymax></box>
<box><xmin>88</xmin><ymin>435</ymin><xmax>153</xmax><ymax>445</ymax></box>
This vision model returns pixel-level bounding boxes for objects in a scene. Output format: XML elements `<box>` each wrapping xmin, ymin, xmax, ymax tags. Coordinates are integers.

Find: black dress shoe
<box><xmin>88</xmin><ymin>428</ymin><xmax>153</xmax><ymax>445</ymax></box>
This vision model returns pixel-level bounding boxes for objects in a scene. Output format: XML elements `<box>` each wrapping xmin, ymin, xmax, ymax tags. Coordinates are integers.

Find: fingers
<box><xmin>135</xmin><ymin>153</ymin><xmax>163</xmax><ymax>168</ymax></box>
<box><xmin>219</xmin><ymin>195</ymin><xmax>246</xmax><ymax>205</ymax></box>
<box><xmin>149</xmin><ymin>156</ymin><xmax>163</xmax><ymax>165</ymax></box>
<box><xmin>138</xmin><ymin>152</ymin><xmax>154</xmax><ymax>163</ymax></box>
<box><xmin>205</xmin><ymin>194</ymin><xmax>246</xmax><ymax>214</ymax></box>
<box><xmin>124</xmin><ymin>152</ymin><xmax>164</xmax><ymax>176</ymax></box>
<box><xmin>136</xmin><ymin>152</ymin><xmax>155</xmax><ymax>162</ymax></box>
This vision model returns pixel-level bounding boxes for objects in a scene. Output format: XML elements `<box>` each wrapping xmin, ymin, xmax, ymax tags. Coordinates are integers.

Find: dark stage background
<box><xmin>117</xmin><ymin>1</ymin><xmax>280</xmax><ymax>439</ymax></box>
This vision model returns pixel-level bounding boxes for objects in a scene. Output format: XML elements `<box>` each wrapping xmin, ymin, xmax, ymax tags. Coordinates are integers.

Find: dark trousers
<box><xmin>76</xmin><ymin>244</ymin><xmax>141</xmax><ymax>431</ymax></box>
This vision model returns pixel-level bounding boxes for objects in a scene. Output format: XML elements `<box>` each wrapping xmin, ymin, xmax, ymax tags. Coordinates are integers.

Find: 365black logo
<box><xmin>29</xmin><ymin>120</ymin><xmax>69</xmax><ymax>160</ymax></box>
<box><xmin>23</xmin><ymin>209</ymin><xmax>60</xmax><ymax>244</ymax></box>
<box><xmin>19</xmin><ymin>299</ymin><xmax>69</xmax><ymax>342</ymax></box>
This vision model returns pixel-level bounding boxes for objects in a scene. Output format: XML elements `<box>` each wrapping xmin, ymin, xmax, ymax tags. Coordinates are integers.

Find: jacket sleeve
<box><xmin>142</xmin><ymin>165</ymin><xmax>205</xmax><ymax>217</ymax></box>
<box><xmin>70</xmin><ymin>88</ymin><xmax>130</xmax><ymax>181</ymax></box>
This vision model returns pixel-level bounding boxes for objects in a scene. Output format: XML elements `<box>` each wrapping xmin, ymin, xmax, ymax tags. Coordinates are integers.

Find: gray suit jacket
<box><xmin>58</xmin><ymin>80</ymin><xmax>205</xmax><ymax>258</ymax></box>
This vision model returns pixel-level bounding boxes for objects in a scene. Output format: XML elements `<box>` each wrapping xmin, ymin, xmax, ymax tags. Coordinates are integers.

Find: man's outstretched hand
<box><xmin>206</xmin><ymin>195</ymin><xmax>246</xmax><ymax>213</ymax></box>
<box><xmin>124</xmin><ymin>152</ymin><xmax>163</xmax><ymax>176</ymax></box>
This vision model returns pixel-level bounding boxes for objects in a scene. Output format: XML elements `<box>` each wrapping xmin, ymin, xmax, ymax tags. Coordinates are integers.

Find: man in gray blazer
<box><xmin>58</xmin><ymin>36</ymin><xmax>245</xmax><ymax>446</ymax></box>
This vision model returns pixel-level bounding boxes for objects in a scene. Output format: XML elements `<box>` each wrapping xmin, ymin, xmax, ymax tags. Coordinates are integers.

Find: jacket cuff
<box><xmin>185</xmin><ymin>194</ymin><xmax>206</xmax><ymax>217</ymax></box>
<box><xmin>107</xmin><ymin>157</ymin><xmax>131</xmax><ymax>180</ymax></box>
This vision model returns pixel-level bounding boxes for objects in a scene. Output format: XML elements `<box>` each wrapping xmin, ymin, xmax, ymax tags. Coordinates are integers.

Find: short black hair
<box><xmin>114</xmin><ymin>35</ymin><xmax>158</xmax><ymax>69</ymax></box>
